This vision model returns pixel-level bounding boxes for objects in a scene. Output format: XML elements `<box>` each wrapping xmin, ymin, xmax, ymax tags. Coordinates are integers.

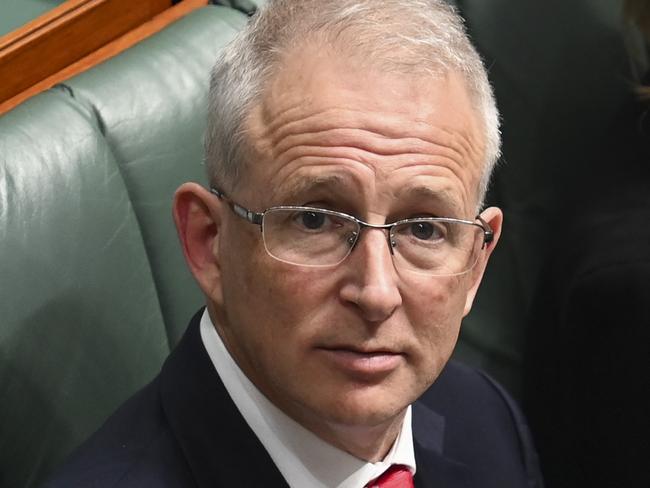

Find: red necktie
<box><xmin>365</xmin><ymin>464</ymin><xmax>414</xmax><ymax>488</ymax></box>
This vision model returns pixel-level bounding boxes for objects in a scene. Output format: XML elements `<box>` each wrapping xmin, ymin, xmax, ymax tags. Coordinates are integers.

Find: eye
<box><xmin>408</xmin><ymin>221</ymin><xmax>445</xmax><ymax>241</ymax></box>
<box><xmin>299</xmin><ymin>211</ymin><xmax>326</xmax><ymax>230</ymax></box>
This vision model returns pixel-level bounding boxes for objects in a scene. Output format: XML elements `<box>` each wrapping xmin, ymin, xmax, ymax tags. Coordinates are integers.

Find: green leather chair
<box><xmin>0</xmin><ymin>5</ymin><xmax>246</xmax><ymax>486</ymax></box>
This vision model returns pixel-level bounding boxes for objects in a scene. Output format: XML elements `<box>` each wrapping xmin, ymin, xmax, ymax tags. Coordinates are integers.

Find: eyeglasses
<box><xmin>210</xmin><ymin>186</ymin><xmax>493</xmax><ymax>276</ymax></box>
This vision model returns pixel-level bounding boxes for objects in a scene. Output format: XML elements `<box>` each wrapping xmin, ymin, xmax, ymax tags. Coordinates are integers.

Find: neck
<box><xmin>307</xmin><ymin>412</ymin><xmax>407</xmax><ymax>462</ymax></box>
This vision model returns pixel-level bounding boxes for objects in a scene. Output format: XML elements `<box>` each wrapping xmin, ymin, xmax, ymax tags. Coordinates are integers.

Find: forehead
<box><xmin>243</xmin><ymin>44</ymin><xmax>485</xmax><ymax>215</ymax></box>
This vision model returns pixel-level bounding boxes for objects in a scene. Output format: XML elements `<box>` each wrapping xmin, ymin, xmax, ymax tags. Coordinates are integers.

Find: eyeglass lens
<box><xmin>261</xmin><ymin>208</ymin><xmax>482</xmax><ymax>275</ymax></box>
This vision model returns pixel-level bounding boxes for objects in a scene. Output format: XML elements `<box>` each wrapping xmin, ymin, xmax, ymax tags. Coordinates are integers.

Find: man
<box><xmin>45</xmin><ymin>0</ymin><xmax>543</xmax><ymax>486</ymax></box>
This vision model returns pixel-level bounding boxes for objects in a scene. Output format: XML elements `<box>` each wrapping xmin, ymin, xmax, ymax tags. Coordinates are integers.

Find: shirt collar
<box><xmin>199</xmin><ymin>309</ymin><xmax>416</xmax><ymax>488</ymax></box>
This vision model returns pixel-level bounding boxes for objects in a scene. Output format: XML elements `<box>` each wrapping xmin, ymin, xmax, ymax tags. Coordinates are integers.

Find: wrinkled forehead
<box><xmin>257</xmin><ymin>40</ymin><xmax>478</xmax><ymax>122</ymax></box>
<box><xmin>241</xmin><ymin>43</ymin><xmax>486</xmax><ymax>213</ymax></box>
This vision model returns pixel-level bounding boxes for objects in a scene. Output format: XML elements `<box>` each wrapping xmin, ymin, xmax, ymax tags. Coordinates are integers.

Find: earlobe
<box><xmin>172</xmin><ymin>183</ymin><xmax>224</xmax><ymax>305</ymax></box>
<box><xmin>462</xmin><ymin>206</ymin><xmax>503</xmax><ymax>316</ymax></box>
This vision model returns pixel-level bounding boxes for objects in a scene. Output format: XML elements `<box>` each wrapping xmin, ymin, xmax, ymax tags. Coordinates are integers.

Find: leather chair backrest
<box><xmin>0</xmin><ymin>6</ymin><xmax>246</xmax><ymax>486</ymax></box>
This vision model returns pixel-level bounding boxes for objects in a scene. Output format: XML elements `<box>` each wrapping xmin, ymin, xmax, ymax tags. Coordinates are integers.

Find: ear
<box><xmin>462</xmin><ymin>206</ymin><xmax>503</xmax><ymax>316</ymax></box>
<box><xmin>172</xmin><ymin>182</ymin><xmax>224</xmax><ymax>306</ymax></box>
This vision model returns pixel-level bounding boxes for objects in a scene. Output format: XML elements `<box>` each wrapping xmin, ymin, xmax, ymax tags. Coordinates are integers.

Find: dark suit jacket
<box><xmin>44</xmin><ymin>310</ymin><xmax>543</xmax><ymax>487</ymax></box>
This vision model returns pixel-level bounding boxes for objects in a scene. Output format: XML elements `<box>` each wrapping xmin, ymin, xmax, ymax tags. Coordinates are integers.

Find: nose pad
<box><xmin>388</xmin><ymin>228</ymin><xmax>397</xmax><ymax>255</ymax></box>
<box><xmin>346</xmin><ymin>231</ymin><xmax>359</xmax><ymax>248</ymax></box>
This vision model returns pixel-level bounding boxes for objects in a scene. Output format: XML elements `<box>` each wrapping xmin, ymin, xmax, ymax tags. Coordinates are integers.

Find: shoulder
<box><xmin>415</xmin><ymin>360</ymin><xmax>543</xmax><ymax>486</ymax></box>
<box><xmin>42</xmin><ymin>377</ymin><xmax>194</xmax><ymax>488</ymax></box>
<box><xmin>420</xmin><ymin>360</ymin><xmax>527</xmax><ymax>424</ymax></box>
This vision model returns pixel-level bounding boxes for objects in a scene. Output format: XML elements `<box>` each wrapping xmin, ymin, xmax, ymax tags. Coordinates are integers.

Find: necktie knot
<box><xmin>366</xmin><ymin>464</ymin><xmax>414</xmax><ymax>488</ymax></box>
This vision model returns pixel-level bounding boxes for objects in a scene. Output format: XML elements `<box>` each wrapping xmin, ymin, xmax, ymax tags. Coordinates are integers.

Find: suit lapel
<box><xmin>412</xmin><ymin>402</ymin><xmax>473</xmax><ymax>488</ymax></box>
<box><xmin>158</xmin><ymin>309</ymin><xmax>289</xmax><ymax>488</ymax></box>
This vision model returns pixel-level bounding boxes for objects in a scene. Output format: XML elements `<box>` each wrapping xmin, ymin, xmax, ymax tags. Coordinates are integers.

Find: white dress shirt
<box><xmin>199</xmin><ymin>309</ymin><xmax>416</xmax><ymax>488</ymax></box>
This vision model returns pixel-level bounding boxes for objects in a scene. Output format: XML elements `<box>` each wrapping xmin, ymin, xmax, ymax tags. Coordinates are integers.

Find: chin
<box><xmin>312</xmin><ymin>384</ymin><xmax>414</xmax><ymax>429</ymax></box>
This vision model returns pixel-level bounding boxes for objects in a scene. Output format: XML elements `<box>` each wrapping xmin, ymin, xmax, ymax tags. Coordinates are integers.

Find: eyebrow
<box><xmin>395</xmin><ymin>185</ymin><xmax>464</xmax><ymax>217</ymax></box>
<box><xmin>274</xmin><ymin>175</ymin><xmax>466</xmax><ymax>217</ymax></box>
<box><xmin>274</xmin><ymin>174</ymin><xmax>351</xmax><ymax>203</ymax></box>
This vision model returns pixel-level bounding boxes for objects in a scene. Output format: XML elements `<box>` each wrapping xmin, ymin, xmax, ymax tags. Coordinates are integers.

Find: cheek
<box><xmin>257</xmin><ymin>265</ymin><xmax>339</xmax><ymax>327</ymax></box>
<box><xmin>403</xmin><ymin>274</ymin><xmax>468</xmax><ymax>370</ymax></box>
<box><xmin>404</xmin><ymin>273</ymin><xmax>467</xmax><ymax>322</ymax></box>
<box><xmin>219</xmin><ymin>224</ymin><xmax>280</xmax><ymax>335</ymax></box>
<box><xmin>223</xmin><ymin>231</ymin><xmax>337</xmax><ymax>339</ymax></box>
<box><xmin>221</xmin><ymin>227</ymin><xmax>259</xmax><ymax>296</ymax></box>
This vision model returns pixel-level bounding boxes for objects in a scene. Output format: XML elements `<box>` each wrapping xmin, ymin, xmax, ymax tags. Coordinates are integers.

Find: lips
<box><xmin>316</xmin><ymin>346</ymin><xmax>404</xmax><ymax>378</ymax></box>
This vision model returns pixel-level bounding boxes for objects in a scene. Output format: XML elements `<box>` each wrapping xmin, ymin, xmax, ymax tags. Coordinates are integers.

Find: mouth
<box><xmin>316</xmin><ymin>346</ymin><xmax>404</xmax><ymax>378</ymax></box>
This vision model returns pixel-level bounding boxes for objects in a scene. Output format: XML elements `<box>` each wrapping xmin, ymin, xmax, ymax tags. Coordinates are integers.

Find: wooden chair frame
<box><xmin>0</xmin><ymin>0</ymin><xmax>208</xmax><ymax>115</ymax></box>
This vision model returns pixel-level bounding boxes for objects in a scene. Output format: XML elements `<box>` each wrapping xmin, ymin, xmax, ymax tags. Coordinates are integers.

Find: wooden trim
<box><xmin>0</xmin><ymin>0</ymin><xmax>209</xmax><ymax>115</ymax></box>
<box><xmin>2</xmin><ymin>0</ymin><xmax>98</xmax><ymax>51</ymax></box>
<box><xmin>0</xmin><ymin>0</ymin><xmax>171</xmax><ymax>107</ymax></box>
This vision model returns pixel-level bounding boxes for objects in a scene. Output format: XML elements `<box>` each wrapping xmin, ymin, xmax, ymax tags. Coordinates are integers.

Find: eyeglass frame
<box><xmin>209</xmin><ymin>185</ymin><xmax>494</xmax><ymax>270</ymax></box>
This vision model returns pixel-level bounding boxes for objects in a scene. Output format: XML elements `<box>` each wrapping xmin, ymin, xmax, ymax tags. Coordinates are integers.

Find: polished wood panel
<box><xmin>0</xmin><ymin>0</ymin><xmax>171</xmax><ymax>108</ymax></box>
<box><xmin>0</xmin><ymin>0</ymin><xmax>208</xmax><ymax>115</ymax></box>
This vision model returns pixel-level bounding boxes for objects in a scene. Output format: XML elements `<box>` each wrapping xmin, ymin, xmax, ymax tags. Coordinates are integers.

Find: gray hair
<box><xmin>205</xmin><ymin>0</ymin><xmax>500</xmax><ymax>207</ymax></box>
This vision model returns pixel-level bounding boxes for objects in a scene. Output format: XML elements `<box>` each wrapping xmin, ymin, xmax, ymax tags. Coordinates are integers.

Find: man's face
<box><xmin>210</xmin><ymin>47</ymin><xmax>496</xmax><ymax>443</ymax></box>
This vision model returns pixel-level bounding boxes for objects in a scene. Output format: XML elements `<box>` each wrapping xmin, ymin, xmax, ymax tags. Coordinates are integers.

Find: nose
<box><xmin>339</xmin><ymin>227</ymin><xmax>402</xmax><ymax>322</ymax></box>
